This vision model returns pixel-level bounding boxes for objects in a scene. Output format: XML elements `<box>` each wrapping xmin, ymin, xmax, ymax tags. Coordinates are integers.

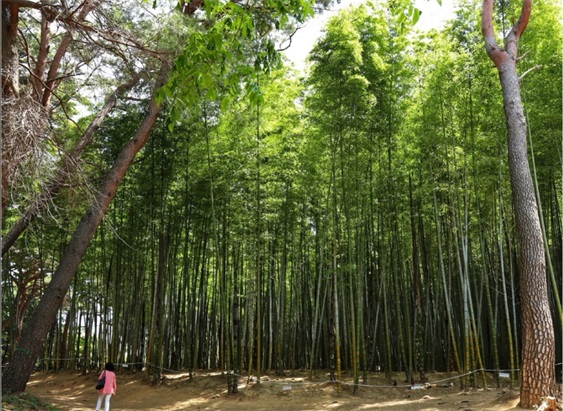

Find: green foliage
<box><xmin>161</xmin><ymin>0</ymin><xmax>314</xmax><ymax>130</ymax></box>
<box><xmin>2</xmin><ymin>392</ymin><xmax>59</xmax><ymax>411</ymax></box>
<box><xmin>519</xmin><ymin>0</ymin><xmax>563</xmax><ymax>188</ymax></box>
<box><xmin>387</xmin><ymin>0</ymin><xmax>421</xmax><ymax>33</ymax></box>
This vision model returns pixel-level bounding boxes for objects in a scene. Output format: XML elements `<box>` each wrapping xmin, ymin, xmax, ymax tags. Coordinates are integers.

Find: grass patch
<box><xmin>2</xmin><ymin>392</ymin><xmax>59</xmax><ymax>411</ymax></box>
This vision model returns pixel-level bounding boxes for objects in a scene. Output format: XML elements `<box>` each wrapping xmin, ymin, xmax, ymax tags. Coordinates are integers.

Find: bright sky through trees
<box><xmin>282</xmin><ymin>0</ymin><xmax>456</xmax><ymax>72</ymax></box>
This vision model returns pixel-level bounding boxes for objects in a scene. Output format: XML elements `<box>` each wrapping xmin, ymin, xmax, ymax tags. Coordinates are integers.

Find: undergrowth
<box><xmin>2</xmin><ymin>392</ymin><xmax>59</xmax><ymax>411</ymax></box>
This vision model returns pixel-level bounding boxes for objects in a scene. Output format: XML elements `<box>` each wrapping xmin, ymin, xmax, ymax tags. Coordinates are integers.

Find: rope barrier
<box><xmin>225</xmin><ymin>368</ymin><xmax>525</xmax><ymax>390</ymax></box>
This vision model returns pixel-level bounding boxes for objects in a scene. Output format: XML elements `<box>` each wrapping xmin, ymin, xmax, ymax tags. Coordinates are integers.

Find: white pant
<box><xmin>95</xmin><ymin>393</ymin><xmax>112</xmax><ymax>411</ymax></box>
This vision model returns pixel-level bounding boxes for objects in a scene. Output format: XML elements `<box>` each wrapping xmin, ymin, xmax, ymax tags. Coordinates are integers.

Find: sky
<box><xmin>281</xmin><ymin>0</ymin><xmax>457</xmax><ymax>72</ymax></box>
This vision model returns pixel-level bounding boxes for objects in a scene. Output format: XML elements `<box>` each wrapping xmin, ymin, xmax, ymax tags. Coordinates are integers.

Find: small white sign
<box><xmin>283</xmin><ymin>385</ymin><xmax>292</xmax><ymax>391</ymax></box>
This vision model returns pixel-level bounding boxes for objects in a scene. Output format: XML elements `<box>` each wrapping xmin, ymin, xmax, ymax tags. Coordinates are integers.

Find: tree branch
<box><xmin>503</xmin><ymin>0</ymin><xmax>532</xmax><ymax>58</ymax></box>
<box><xmin>481</xmin><ymin>0</ymin><xmax>506</xmax><ymax>66</ymax></box>
<box><xmin>41</xmin><ymin>0</ymin><xmax>103</xmax><ymax>107</ymax></box>
<box><xmin>519</xmin><ymin>64</ymin><xmax>541</xmax><ymax>81</ymax></box>
<box><xmin>2</xmin><ymin>0</ymin><xmax>45</xmax><ymax>9</ymax></box>
<box><xmin>277</xmin><ymin>26</ymin><xmax>301</xmax><ymax>52</ymax></box>
<box><xmin>517</xmin><ymin>50</ymin><xmax>531</xmax><ymax>61</ymax></box>
<box><xmin>512</xmin><ymin>0</ymin><xmax>532</xmax><ymax>39</ymax></box>
<box><xmin>76</xmin><ymin>21</ymin><xmax>171</xmax><ymax>60</ymax></box>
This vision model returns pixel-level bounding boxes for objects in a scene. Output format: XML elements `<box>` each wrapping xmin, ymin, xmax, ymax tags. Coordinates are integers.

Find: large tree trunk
<box><xmin>1</xmin><ymin>2</ymin><xmax>19</xmax><ymax>98</ymax></box>
<box><xmin>1</xmin><ymin>62</ymin><xmax>170</xmax><ymax>394</ymax></box>
<box><xmin>481</xmin><ymin>0</ymin><xmax>555</xmax><ymax>407</ymax></box>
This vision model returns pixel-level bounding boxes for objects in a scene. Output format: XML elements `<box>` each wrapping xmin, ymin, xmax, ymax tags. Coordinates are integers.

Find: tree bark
<box><xmin>1</xmin><ymin>62</ymin><xmax>170</xmax><ymax>394</ymax></box>
<box><xmin>2</xmin><ymin>2</ymin><xmax>21</xmax><ymax>212</ymax></box>
<box><xmin>481</xmin><ymin>0</ymin><xmax>555</xmax><ymax>407</ymax></box>
<box><xmin>1</xmin><ymin>2</ymin><xmax>19</xmax><ymax>98</ymax></box>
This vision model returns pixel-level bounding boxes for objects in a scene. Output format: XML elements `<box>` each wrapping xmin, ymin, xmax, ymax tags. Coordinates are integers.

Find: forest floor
<box><xmin>11</xmin><ymin>369</ymin><xmax>533</xmax><ymax>410</ymax></box>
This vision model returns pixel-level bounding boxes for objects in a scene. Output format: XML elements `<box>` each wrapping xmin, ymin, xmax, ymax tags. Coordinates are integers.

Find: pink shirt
<box><xmin>98</xmin><ymin>370</ymin><xmax>117</xmax><ymax>395</ymax></box>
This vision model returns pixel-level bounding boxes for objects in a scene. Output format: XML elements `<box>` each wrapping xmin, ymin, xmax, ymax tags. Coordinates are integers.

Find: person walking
<box><xmin>95</xmin><ymin>362</ymin><xmax>117</xmax><ymax>411</ymax></box>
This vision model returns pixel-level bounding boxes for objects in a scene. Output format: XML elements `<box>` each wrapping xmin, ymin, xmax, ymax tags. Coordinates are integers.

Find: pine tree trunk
<box><xmin>482</xmin><ymin>1</ymin><xmax>555</xmax><ymax>406</ymax></box>
<box><xmin>498</xmin><ymin>195</ymin><xmax>517</xmax><ymax>385</ymax></box>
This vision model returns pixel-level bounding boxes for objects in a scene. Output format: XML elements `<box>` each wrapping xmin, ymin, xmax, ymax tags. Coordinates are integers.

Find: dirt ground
<box><xmin>16</xmin><ymin>369</ymin><xmax>532</xmax><ymax>411</ymax></box>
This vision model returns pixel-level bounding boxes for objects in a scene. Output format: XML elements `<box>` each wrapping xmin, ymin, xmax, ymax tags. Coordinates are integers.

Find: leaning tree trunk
<box><xmin>481</xmin><ymin>0</ymin><xmax>555</xmax><ymax>407</ymax></box>
<box><xmin>1</xmin><ymin>62</ymin><xmax>170</xmax><ymax>394</ymax></box>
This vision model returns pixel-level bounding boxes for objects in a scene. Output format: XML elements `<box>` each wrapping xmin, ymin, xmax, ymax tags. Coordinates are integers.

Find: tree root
<box><xmin>535</xmin><ymin>396</ymin><xmax>562</xmax><ymax>411</ymax></box>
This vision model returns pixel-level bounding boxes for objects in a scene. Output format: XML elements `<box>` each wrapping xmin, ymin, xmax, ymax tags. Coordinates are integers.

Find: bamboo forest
<box><xmin>1</xmin><ymin>0</ymin><xmax>562</xmax><ymax>408</ymax></box>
